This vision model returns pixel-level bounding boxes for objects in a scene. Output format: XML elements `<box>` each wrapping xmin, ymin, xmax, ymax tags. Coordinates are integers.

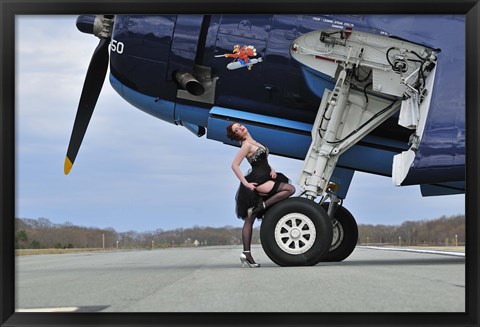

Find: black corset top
<box><xmin>247</xmin><ymin>146</ymin><xmax>269</xmax><ymax>166</ymax></box>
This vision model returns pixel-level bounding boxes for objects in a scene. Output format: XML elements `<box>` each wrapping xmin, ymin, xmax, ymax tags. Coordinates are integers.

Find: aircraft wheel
<box><xmin>320</xmin><ymin>203</ymin><xmax>358</xmax><ymax>262</ymax></box>
<box><xmin>260</xmin><ymin>197</ymin><xmax>333</xmax><ymax>266</ymax></box>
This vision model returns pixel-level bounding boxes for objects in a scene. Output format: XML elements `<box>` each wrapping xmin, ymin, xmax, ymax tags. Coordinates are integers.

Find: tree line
<box><xmin>15</xmin><ymin>214</ymin><xmax>464</xmax><ymax>250</ymax></box>
<box><xmin>358</xmin><ymin>214</ymin><xmax>465</xmax><ymax>246</ymax></box>
<box><xmin>15</xmin><ymin>217</ymin><xmax>252</xmax><ymax>249</ymax></box>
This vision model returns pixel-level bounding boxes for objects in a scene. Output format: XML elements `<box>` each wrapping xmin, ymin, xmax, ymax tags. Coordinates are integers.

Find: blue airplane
<box><xmin>67</xmin><ymin>14</ymin><xmax>465</xmax><ymax>266</ymax></box>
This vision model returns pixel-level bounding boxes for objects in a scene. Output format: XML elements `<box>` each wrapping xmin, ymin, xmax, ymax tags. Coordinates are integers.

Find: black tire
<box><xmin>260</xmin><ymin>197</ymin><xmax>333</xmax><ymax>266</ymax></box>
<box><xmin>320</xmin><ymin>203</ymin><xmax>358</xmax><ymax>262</ymax></box>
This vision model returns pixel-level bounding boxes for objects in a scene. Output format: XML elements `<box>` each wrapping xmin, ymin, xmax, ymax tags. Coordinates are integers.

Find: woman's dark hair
<box><xmin>226</xmin><ymin>122</ymin><xmax>243</xmax><ymax>141</ymax></box>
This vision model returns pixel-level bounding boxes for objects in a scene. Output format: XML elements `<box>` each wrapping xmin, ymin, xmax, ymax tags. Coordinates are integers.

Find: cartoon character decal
<box><xmin>216</xmin><ymin>45</ymin><xmax>263</xmax><ymax>70</ymax></box>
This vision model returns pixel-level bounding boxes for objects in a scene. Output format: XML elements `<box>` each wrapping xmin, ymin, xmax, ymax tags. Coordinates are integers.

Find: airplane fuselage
<box><xmin>77</xmin><ymin>14</ymin><xmax>465</xmax><ymax>196</ymax></box>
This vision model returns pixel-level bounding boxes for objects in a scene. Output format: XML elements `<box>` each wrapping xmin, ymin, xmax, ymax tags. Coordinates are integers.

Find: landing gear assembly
<box><xmin>260</xmin><ymin>27</ymin><xmax>439</xmax><ymax>266</ymax></box>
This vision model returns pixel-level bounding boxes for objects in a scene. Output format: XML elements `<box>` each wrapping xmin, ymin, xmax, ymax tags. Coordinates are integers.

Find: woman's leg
<box><xmin>255</xmin><ymin>180</ymin><xmax>275</xmax><ymax>195</ymax></box>
<box><xmin>242</xmin><ymin>214</ymin><xmax>257</xmax><ymax>264</ymax></box>
<box><xmin>264</xmin><ymin>182</ymin><xmax>295</xmax><ymax>208</ymax></box>
<box><xmin>249</xmin><ymin>182</ymin><xmax>296</xmax><ymax>216</ymax></box>
<box><xmin>241</xmin><ymin>183</ymin><xmax>295</xmax><ymax>265</ymax></box>
<box><xmin>242</xmin><ymin>215</ymin><xmax>255</xmax><ymax>252</ymax></box>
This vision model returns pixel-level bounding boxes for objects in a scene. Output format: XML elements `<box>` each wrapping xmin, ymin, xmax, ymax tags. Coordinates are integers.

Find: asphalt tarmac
<box><xmin>15</xmin><ymin>245</ymin><xmax>465</xmax><ymax>312</ymax></box>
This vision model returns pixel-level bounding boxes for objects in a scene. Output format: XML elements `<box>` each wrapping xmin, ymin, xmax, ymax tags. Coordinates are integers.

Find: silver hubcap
<box><xmin>274</xmin><ymin>213</ymin><xmax>316</xmax><ymax>255</ymax></box>
<box><xmin>330</xmin><ymin>219</ymin><xmax>344</xmax><ymax>251</ymax></box>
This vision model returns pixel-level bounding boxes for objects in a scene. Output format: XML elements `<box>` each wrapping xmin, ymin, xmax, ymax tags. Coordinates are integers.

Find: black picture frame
<box><xmin>1</xmin><ymin>1</ymin><xmax>478</xmax><ymax>326</ymax></box>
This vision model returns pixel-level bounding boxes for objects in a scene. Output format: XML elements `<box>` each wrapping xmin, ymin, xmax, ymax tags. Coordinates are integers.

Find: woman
<box><xmin>226</xmin><ymin>122</ymin><xmax>296</xmax><ymax>267</ymax></box>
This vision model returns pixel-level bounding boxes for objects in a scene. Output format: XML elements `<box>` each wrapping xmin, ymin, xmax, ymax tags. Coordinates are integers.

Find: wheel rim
<box><xmin>274</xmin><ymin>213</ymin><xmax>317</xmax><ymax>255</ymax></box>
<box><xmin>330</xmin><ymin>218</ymin><xmax>344</xmax><ymax>251</ymax></box>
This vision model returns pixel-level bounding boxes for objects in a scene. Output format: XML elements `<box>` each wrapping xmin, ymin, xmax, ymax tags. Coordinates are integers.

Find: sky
<box><xmin>15</xmin><ymin>16</ymin><xmax>465</xmax><ymax>233</ymax></box>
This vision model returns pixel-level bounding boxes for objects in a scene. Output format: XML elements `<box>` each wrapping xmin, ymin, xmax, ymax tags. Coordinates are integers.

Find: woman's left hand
<box><xmin>270</xmin><ymin>169</ymin><xmax>277</xmax><ymax>179</ymax></box>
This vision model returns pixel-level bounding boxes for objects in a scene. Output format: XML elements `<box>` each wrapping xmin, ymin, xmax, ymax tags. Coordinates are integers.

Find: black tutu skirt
<box><xmin>235</xmin><ymin>170</ymin><xmax>289</xmax><ymax>219</ymax></box>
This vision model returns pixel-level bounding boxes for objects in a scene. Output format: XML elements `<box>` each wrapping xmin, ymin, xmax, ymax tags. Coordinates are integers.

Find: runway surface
<box><xmin>15</xmin><ymin>245</ymin><xmax>465</xmax><ymax>312</ymax></box>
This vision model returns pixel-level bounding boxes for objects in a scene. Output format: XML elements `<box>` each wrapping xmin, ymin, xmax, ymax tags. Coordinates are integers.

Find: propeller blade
<box><xmin>65</xmin><ymin>37</ymin><xmax>110</xmax><ymax>175</ymax></box>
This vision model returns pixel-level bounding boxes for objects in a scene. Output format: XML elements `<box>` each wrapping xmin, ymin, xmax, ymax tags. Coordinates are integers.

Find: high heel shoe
<box><xmin>247</xmin><ymin>201</ymin><xmax>266</xmax><ymax>217</ymax></box>
<box><xmin>240</xmin><ymin>251</ymin><xmax>261</xmax><ymax>268</ymax></box>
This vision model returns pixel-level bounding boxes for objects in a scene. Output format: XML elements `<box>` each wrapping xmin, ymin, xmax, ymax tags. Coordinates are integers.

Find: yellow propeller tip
<box><xmin>64</xmin><ymin>157</ymin><xmax>73</xmax><ymax>175</ymax></box>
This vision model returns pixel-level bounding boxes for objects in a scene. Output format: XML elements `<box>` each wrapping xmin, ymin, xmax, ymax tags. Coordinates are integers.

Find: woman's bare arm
<box><xmin>231</xmin><ymin>143</ymin><xmax>256</xmax><ymax>191</ymax></box>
